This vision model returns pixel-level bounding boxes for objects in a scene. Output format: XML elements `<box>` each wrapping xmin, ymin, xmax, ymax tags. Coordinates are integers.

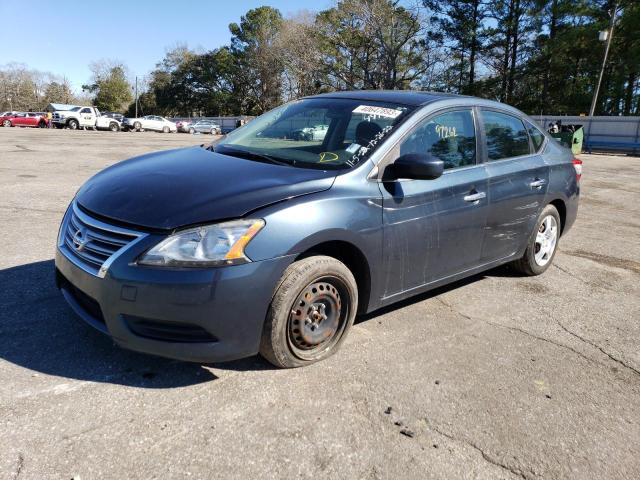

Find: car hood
<box><xmin>76</xmin><ymin>146</ymin><xmax>337</xmax><ymax>230</ymax></box>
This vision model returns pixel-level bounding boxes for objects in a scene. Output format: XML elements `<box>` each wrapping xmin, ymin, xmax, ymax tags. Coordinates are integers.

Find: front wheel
<box><xmin>133</xmin><ymin>121</ymin><xmax>141</xmax><ymax>132</ymax></box>
<box><xmin>511</xmin><ymin>204</ymin><xmax>561</xmax><ymax>276</ymax></box>
<box><xmin>162</xmin><ymin>126</ymin><xmax>170</xmax><ymax>133</ymax></box>
<box><xmin>67</xmin><ymin>119</ymin><xmax>79</xmax><ymax>130</ymax></box>
<box><xmin>260</xmin><ymin>256</ymin><xmax>358</xmax><ymax>368</ymax></box>
<box><xmin>2</xmin><ymin>120</ymin><xmax>11</xmax><ymax>127</ymax></box>
<box><xmin>109</xmin><ymin>122</ymin><xmax>119</xmax><ymax>132</ymax></box>
<box><xmin>189</xmin><ymin>127</ymin><xmax>195</xmax><ymax>134</ymax></box>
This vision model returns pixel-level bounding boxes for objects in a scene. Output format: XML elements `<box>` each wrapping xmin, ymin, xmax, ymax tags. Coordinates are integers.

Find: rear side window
<box><xmin>399</xmin><ymin>110</ymin><xmax>476</xmax><ymax>170</ymax></box>
<box><xmin>481</xmin><ymin>110</ymin><xmax>530</xmax><ymax>161</ymax></box>
<box><xmin>525</xmin><ymin>120</ymin><xmax>545</xmax><ymax>152</ymax></box>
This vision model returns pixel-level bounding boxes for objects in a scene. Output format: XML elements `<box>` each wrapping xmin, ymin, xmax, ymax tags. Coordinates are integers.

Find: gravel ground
<box><xmin>0</xmin><ymin>127</ymin><xmax>638</xmax><ymax>479</ymax></box>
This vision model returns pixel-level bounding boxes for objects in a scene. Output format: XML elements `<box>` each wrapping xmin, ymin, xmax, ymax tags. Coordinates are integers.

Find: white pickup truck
<box><xmin>52</xmin><ymin>106</ymin><xmax>122</xmax><ymax>131</ymax></box>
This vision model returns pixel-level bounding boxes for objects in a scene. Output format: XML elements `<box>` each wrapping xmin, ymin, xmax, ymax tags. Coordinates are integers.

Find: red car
<box><xmin>0</xmin><ymin>111</ymin><xmax>18</xmax><ymax>126</ymax></box>
<box><xmin>2</xmin><ymin>112</ymin><xmax>49</xmax><ymax>128</ymax></box>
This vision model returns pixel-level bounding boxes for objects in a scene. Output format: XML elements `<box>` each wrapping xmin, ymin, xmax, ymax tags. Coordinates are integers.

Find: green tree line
<box><xmin>1</xmin><ymin>0</ymin><xmax>638</xmax><ymax>117</ymax></box>
<box><xmin>132</xmin><ymin>0</ymin><xmax>639</xmax><ymax>117</ymax></box>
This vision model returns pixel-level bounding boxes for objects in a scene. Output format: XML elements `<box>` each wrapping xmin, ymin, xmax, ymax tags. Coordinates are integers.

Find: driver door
<box><xmin>379</xmin><ymin>108</ymin><xmax>489</xmax><ymax>297</ymax></box>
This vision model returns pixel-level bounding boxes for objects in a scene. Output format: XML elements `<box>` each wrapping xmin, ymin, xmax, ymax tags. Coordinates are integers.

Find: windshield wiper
<box><xmin>215</xmin><ymin>146</ymin><xmax>295</xmax><ymax>167</ymax></box>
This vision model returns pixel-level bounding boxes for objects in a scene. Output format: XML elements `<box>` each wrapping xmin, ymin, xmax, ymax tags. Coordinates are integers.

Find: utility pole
<box><xmin>589</xmin><ymin>2</ymin><xmax>619</xmax><ymax>117</ymax></box>
<box><xmin>135</xmin><ymin>76</ymin><xmax>138</xmax><ymax>118</ymax></box>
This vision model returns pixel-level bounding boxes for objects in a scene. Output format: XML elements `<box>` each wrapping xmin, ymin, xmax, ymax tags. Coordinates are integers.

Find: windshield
<box><xmin>215</xmin><ymin>98</ymin><xmax>415</xmax><ymax>169</ymax></box>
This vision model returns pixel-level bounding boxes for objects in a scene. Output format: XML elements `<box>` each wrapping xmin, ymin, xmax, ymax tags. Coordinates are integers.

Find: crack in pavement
<box><xmin>13</xmin><ymin>453</ymin><xmax>23</xmax><ymax>480</ymax></box>
<box><xmin>435</xmin><ymin>298</ymin><xmax>604</xmax><ymax>369</ymax></box>
<box><xmin>564</xmin><ymin>250</ymin><xmax>640</xmax><ymax>276</ymax></box>
<box><xmin>553</xmin><ymin>263</ymin><xmax>617</xmax><ymax>293</ymax></box>
<box><xmin>426</xmin><ymin>420</ymin><xmax>528</xmax><ymax>479</ymax></box>
<box><xmin>555</xmin><ymin>320</ymin><xmax>640</xmax><ymax>378</ymax></box>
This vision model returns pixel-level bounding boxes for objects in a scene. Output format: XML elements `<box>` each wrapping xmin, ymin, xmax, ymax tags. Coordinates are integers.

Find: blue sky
<box><xmin>0</xmin><ymin>0</ymin><xmax>330</xmax><ymax>91</ymax></box>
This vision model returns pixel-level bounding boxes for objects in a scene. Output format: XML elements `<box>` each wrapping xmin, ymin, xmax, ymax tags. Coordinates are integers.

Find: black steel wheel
<box><xmin>287</xmin><ymin>277</ymin><xmax>349</xmax><ymax>361</ymax></box>
<box><xmin>260</xmin><ymin>255</ymin><xmax>358</xmax><ymax>368</ymax></box>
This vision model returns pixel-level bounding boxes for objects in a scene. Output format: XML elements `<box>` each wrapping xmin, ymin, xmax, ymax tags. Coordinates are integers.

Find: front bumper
<box><xmin>55</xmin><ymin>233</ymin><xmax>294</xmax><ymax>363</ymax></box>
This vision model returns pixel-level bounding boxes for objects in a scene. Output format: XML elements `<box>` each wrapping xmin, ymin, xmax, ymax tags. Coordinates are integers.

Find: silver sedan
<box><xmin>189</xmin><ymin>120</ymin><xmax>221</xmax><ymax>135</ymax></box>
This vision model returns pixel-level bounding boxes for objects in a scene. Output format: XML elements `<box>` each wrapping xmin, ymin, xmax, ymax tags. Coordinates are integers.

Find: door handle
<box><xmin>530</xmin><ymin>179</ymin><xmax>547</xmax><ymax>189</ymax></box>
<box><xmin>463</xmin><ymin>191</ymin><xmax>486</xmax><ymax>203</ymax></box>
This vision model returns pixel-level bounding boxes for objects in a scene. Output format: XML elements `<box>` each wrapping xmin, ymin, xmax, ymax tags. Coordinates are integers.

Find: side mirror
<box><xmin>386</xmin><ymin>153</ymin><xmax>444</xmax><ymax>180</ymax></box>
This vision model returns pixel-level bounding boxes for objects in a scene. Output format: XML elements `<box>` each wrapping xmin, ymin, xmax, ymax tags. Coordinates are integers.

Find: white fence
<box><xmin>531</xmin><ymin>115</ymin><xmax>640</xmax><ymax>154</ymax></box>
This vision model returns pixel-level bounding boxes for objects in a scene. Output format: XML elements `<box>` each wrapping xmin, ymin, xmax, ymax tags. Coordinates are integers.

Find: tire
<box><xmin>67</xmin><ymin>119</ymin><xmax>79</xmax><ymax>130</ymax></box>
<box><xmin>163</xmin><ymin>126</ymin><xmax>170</xmax><ymax>133</ymax></box>
<box><xmin>260</xmin><ymin>255</ymin><xmax>358</xmax><ymax>368</ymax></box>
<box><xmin>511</xmin><ymin>204</ymin><xmax>561</xmax><ymax>276</ymax></box>
<box><xmin>109</xmin><ymin>122</ymin><xmax>119</xmax><ymax>132</ymax></box>
<box><xmin>210</xmin><ymin>128</ymin><xmax>216</xmax><ymax>135</ymax></box>
<box><xmin>189</xmin><ymin>127</ymin><xmax>195</xmax><ymax>134</ymax></box>
<box><xmin>38</xmin><ymin>121</ymin><xmax>46</xmax><ymax>128</ymax></box>
<box><xmin>134</xmin><ymin>121</ymin><xmax>141</xmax><ymax>132</ymax></box>
<box><xmin>2</xmin><ymin>120</ymin><xmax>11</xmax><ymax>127</ymax></box>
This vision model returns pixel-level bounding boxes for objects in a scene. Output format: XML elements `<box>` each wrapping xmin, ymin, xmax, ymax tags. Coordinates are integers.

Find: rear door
<box><xmin>479</xmin><ymin>109</ymin><xmax>549</xmax><ymax>263</ymax></box>
<box><xmin>380</xmin><ymin>108</ymin><xmax>489</xmax><ymax>296</ymax></box>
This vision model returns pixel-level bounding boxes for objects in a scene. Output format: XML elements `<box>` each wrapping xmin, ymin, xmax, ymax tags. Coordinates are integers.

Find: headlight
<box><xmin>138</xmin><ymin>219</ymin><xmax>265</xmax><ymax>267</ymax></box>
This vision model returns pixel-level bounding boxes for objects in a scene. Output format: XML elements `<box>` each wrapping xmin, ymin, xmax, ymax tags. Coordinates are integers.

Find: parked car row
<box><xmin>1</xmin><ymin>107</ymin><xmax>224</xmax><ymax>135</ymax></box>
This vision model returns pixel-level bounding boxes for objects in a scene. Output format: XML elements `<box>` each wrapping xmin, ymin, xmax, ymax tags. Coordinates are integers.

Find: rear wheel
<box><xmin>511</xmin><ymin>204</ymin><xmax>561</xmax><ymax>276</ymax></box>
<box><xmin>2</xmin><ymin>120</ymin><xmax>11</xmax><ymax>127</ymax></box>
<box><xmin>189</xmin><ymin>127</ymin><xmax>195</xmax><ymax>134</ymax></box>
<box><xmin>38</xmin><ymin>121</ymin><xmax>46</xmax><ymax>128</ymax></box>
<box><xmin>109</xmin><ymin>122</ymin><xmax>119</xmax><ymax>132</ymax></box>
<box><xmin>260</xmin><ymin>256</ymin><xmax>358</xmax><ymax>368</ymax></box>
<box><xmin>134</xmin><ymin>121</ymin><xmax>141</xmax><ymax>132</ymax></box>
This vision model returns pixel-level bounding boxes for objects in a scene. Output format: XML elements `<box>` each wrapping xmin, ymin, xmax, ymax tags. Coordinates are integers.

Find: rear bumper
<box><xmin>55</xmin><ymin>244</ymin><xmax>294</xmax><ymax>363</ymax></box>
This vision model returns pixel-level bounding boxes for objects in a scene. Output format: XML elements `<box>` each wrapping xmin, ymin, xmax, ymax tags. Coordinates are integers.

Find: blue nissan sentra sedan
<box><xmin>55</xmin><ymin>91</ymin><xmax>581</xmax><ymax>368</ymax></box>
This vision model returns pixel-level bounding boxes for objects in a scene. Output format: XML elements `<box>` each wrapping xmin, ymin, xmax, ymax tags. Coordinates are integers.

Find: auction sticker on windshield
<box><xmin>352</xmin><ymin>105</ymin><xmax>403</xmax><ymax>119</ymax></box>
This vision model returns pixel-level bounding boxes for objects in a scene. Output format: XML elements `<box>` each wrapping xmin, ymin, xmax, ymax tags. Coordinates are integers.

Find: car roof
<box><xmin>307</xmin><ymin>90</ymin><xmax>468</xmax><ymax>107</ymax></box>
<box><xmin>305</xmin><ymin>90</ymin><xmax>522</xmax><ymax>115</ymax></box>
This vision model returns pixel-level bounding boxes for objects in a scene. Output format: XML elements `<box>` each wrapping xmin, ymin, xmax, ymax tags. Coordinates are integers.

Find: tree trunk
<box><xmin>507</xmin><ymin>0</ymin><xmax>521</xmax><ymax>102</ymax></box>
<box><xmin>542</xmin><ymin>0</ymin><xmax>559</xmax><ymax>111</ymax></box>
<box><xmin>624</xmin><ymin>71</ymin><xmax>636</xmax><ymax>116</ymax></box>
<box><xmin>468</xmin><ymin>0</ymin><xmax>480</xmax><ymax>94</ymax></box>
<box><xmin>500</xmin><ymin>0</ymin><xmax>515</xmax><ymax>102</ymax></box>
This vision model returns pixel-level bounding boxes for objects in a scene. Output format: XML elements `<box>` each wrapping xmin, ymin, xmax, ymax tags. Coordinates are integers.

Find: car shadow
<box><xmin>0</xmin><ymin>259</ymin><xmax>517</xmax><ymax>386</ymax></box>
<box><xmin>0</xmin><ymin>259</ymin><xmax>228</xmax><ymax>388</ymax></box>
<box><xmin>355</xmin><ymin>264</ymin><xmax>515</xmax><ymax>323</ymax></box>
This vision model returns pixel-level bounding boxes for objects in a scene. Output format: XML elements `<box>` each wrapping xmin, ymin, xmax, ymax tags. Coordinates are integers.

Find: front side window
<box><xmin>525</xmin><ymin>120</ymin><xmax>545</xmax><ymax>152</ymax></box>
<box><xmin>399</xmin><ymin>110</ymin><xmax>476</xmax><ymax>170</ymax></box>
<box><xmin>215</xmin><ymin>98</ymin><xmax>415</xmax><ymax>170</ymax></box>
<box><xmin>482</xmin><ymin>110</ymin><xmax>530</xmax><ymax>161</ymax></box>
<box><xmin>80</xmin><ymin>108</ymin><xmax>91</xmax><ymax>114</ymax></box>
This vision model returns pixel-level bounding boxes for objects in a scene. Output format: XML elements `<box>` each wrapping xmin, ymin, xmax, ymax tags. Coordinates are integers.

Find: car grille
<box><xmin>60</xmin><ymin>204</ymin><xmax>142</xmax><ymax>277</ymax></box>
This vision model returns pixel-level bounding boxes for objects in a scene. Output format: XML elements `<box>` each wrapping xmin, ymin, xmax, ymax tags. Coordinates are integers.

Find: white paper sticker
<box><xmin>346</xmin><ymin>143</ymin><xmax>361</xmax><ymax>153</ymax></box>
<box><xmin>352</xmin><ymin>105</ymin><xmax>402</xmax><ymax>119</ymax></box>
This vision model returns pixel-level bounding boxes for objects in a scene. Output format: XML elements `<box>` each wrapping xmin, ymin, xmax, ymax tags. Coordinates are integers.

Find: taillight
<box><xmin>572</xmin><ymin>158</ymin><xmax>583</xmax><ymax>182</ymax></box>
